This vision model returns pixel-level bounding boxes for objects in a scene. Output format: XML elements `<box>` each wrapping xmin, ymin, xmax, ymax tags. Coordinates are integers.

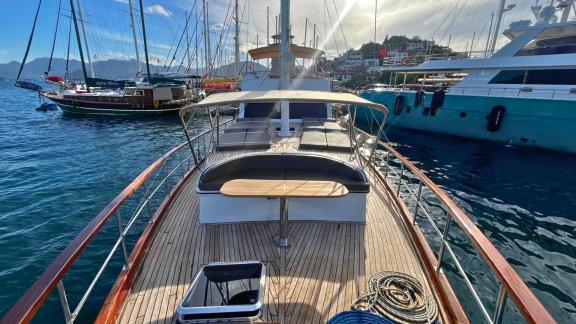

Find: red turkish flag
<box><xmin>379</xmin><ymin>48</ymin><xmax>388</xmax><ymax>57</ymax></box>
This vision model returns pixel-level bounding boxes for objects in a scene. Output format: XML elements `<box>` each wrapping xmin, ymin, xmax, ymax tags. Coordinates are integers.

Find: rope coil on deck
<box><xmin>352</xmin><ymin>271</ymin><xmax>438</xmax><ymax>323</ymax></box>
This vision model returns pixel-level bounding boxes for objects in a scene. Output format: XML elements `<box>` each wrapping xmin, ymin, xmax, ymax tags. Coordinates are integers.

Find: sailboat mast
<box><xmin>16</xmin><ymin>0</ymin><xmax>42</xmax><ymax>82</ymax></box>
<box><xmin>128</xmin><ymin>0</ymin><xmax>142</xmax><ymax>77</ymax></box>
<box><xmin>234</xmin><ymin>0</ymin><xmax>240</xmax><ymax>77</ymax></box>
<box><xmin>279</xmin><ymin>0</ymin><xmax>291</xmax><ymax>137</ymax></box>
<box><xmin>69</xmin><ymin>0</ymin><xmax>90</xmax><ymax>91</ymax></box>
<box><xmin>75</xmin><ymin>0</ymin><xmax>94</xmax><ymax>78</ymax></box>
<box><xmin>203</xmin><ymin>0</ymin><xmax>211</xmax><ymax>77</ymax></box>
<box><xmin>138</xmin><ymin>0</ymin><xmax>152</xmax><ymax>83</ymax></box>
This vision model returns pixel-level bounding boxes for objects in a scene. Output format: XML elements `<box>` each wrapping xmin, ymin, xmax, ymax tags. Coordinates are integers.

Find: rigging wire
<box><xmin>331</xmin><ymin>0</ymin><xmax>349</xmax><ymax>51</ymax></box>
<box><xmin>47</xmin><ymin>0</ymin><xmax>63</xmax><ymax>76</ymax></box>
<box><xmin>17</xmin><ymin>0</ymin><xmax>43</xmax><ymax>81</ymax></box>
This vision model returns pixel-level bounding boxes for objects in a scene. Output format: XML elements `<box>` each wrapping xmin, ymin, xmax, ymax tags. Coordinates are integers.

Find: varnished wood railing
<box><xmin>1</xmin><ymin>118</ymin><xmax>233</xmax><ymax>324</ymax></box>
<box><xmin>357</xmin><ymin>130</ymin><xmax>555</xmax><ymax>324</ymax></box>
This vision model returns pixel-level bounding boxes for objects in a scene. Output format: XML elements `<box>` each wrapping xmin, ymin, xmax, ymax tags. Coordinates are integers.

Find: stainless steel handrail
<box><xmin>353</xmin><ymin>126</ymin><xmax>554</xmax><ymax>323</ymax></box>
<box><xmin>3</xmin><ymin>117</ymin><xmax>233</xmax><ymax>324</ymax></box>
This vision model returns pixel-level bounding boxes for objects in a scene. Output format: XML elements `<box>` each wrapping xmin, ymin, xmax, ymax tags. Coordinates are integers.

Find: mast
<box><xmin>279</xmin><ymin>0</ymin><xmax>292</xmax><ymax>137</ymax></box>
<box><xmin>489</xmin><ymin>0</ymin><xmax>506</xmax><ymax>54</ymax></box>
<box><xmin>128</xmin><ymin>0</ymin><xmax>142</xmax><ymax>77</ymax></box>
<box><xmin>186</xmin><ymin>10</ymin><xmax>191</xmax><ymax>74</ymax></box>
<box><xmin>16</xmin><ymin>0</ymin><xmax>42</xmax><ymax>82</ymax></box>
<box><xmin>266</xmin><ymin>6</ymin><xmax>270</xmax><ymax>44</ymax></box>
<box><xmin>203</xmin><ymin>0</ymin><xmax>211</xmax><ymax>77</ymax></box>
<box><xmin>234</xmin><ymin>0</ymin><xmax>240</xmax><ymax>77</ymax></box>
<box><xmin>75</xmin><ymin>0</ymin><xmax>94</xmax><ymax>78</ymax></box>
<box><xmin>138</xmin><ymin>0</ymin><xmax>152</xmax><ymax>84</ymax></box>
<box><xmin>303</xmin><ymin>18</ymin><xmax>308</xmax><ymax>47</ymax></box>
<box><xmin>69</xmin><ymin>0</ymin><xmax>90</xmax><ymax>91</ymax></box>
<box><xmin>196</xmin><ymin>9</ymin><xmax>199</xmax><ymax>79</ymax></box>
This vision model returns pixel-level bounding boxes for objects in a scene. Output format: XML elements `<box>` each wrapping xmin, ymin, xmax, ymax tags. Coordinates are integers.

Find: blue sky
<box><xmin>0</xmin><ymin>0</ymin><xmax>563</xmax><ymax>64</ymax></box>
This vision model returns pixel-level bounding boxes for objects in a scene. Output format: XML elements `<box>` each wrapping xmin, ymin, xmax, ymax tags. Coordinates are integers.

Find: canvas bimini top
<box><xmin>179</xmin><ymin>90</ymin><xmax>389</xmax><ymax>116</ymax></box>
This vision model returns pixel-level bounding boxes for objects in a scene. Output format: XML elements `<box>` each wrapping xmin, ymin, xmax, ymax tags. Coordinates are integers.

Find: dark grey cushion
<box><xmin>198</xmin><ymin>152</ymin><xmax>369</xmax><ymax>193</ymax></box>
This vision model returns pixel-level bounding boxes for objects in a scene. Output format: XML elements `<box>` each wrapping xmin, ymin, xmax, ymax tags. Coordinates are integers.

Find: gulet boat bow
<box><xmin>2</xmin><ymin>90</ymin><xmax>554</xmax><ymax>324</ymax></box>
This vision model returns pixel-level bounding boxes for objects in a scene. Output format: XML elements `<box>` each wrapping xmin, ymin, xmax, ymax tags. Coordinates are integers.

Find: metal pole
<box><xmin>138</xmin><ymin>0</ymin><xmax>152</xmax><ymax>84</ymax></box>
<box><xmin>266</xmin><ymin>6</ymin><xmax>270</xmax><ymax>44</ymax></box>
<box><xmin>278</xmin><ymin>0</ymin><xmax>292</xmax><ymax>137</ymax></box>
<box><xmin>128</xmin><ymin>0</ymin><xmax>141</xmax><ymax>77</ymax></box>
<box><xmin>396</xmin><ymin>164</ymin><xmax>404</xmax><ymax>196</ymax></box>
<box><xmin>203</xmin><ymin>0</ymin><xmax>210</xmax><ymax>77</ymax></box>
<box><xmin>485</xmin><ymin>13</ymin><xmax>494</xmax><ymax>57</ymax></box>
<box><xmin>115</xmin><ymin>211</ymin><xmax>131</xmax><ymax>270</ymax></box>
<box><xmin>413</xmin><ymin>181</ymin><xmax>423</xmax><ymax>224</ymax></box>
<box><xmin>436</xmin><ymin>211</ymin><xmax>453</xmax><ymax>272</ymax></box>
<box><xmin>234</xmin><ymin>0</ymin><xmax>240</xmax><ymax>77</ymax></box>
<box><xmin>75</xmin><ymin>0</ymin><xmax>94</xmax><ymax>78</ymax></box>
<box><xmin>303</xmin><ymin>18</ymin><xmax>308</xmax><ymax>46</ymax></box>
<box><xmin>279</xmin><ymin>197</ymin><xmax>289</xmax><ymax>247</ymax></box>
<box><xmin>490</xmin><ymin>0</ymin><xmax>506</xmax><ymax>54</ymax></box>
<box><xmin>69</xmin><ymin>0</ymin><xmax>90</xmax><ymax>92</ymax></box>
<box><xmin>493</xmin><ymin>284</ymin><xmax>508</xmax><ymax>324</ymax></box>
<box><xmin>57</xmin><ymin>281</ymin><xmax>73</xmax><ymax>323</ymax></box>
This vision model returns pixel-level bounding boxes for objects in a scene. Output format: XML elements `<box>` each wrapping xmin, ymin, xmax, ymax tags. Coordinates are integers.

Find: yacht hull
<box><xmin>55</xmin><ymin>102</ymin><xmax>182</xmax><ymax>115</ymax></box>
<box><xmin>358</xmin><ymin>90</ymin><xmax>576</xmax><ymax>154</ymax></box>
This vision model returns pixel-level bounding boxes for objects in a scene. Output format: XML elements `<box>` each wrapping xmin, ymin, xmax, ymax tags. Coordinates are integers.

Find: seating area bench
<box><xmin>300</xmin><ymin>119</ymin><xmax>351</xmax><ymax>152</ymax></box>
<box><xmin>218</xmin><ymin>119</ymin><xmax>271</xmax><ymax>151</ymax></box>
<box><xmin>196</xmin><ymin>153</ymin><xmax>369</xmax><ymax>224</ymax></box>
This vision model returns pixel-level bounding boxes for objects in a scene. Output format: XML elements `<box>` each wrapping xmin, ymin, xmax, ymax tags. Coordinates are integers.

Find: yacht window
<box><xmin>124</xmin><ymin>89</ymin><xmax>134</xmax><ymax>96</ymax></box>
<box><xmin>489</xmin><ymin>70</ymin><xmax>525</xmax><ymax>84</ymax></box>
<box><xmin>489</xmin><ymin>69</ymin><xmax>576</xmax><ymax>85</ymax></box>
<box><xmin>515</xmin><ymin>25</ymin><xmax>576</xmax><ymax>56</ymax></box>
<box><xmin>134</xmin><ymin>90</ymin><xmax>144</xmax><ymax>96</ymax></box>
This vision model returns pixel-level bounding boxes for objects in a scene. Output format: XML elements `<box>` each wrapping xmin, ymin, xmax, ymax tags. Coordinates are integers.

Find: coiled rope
<box><xmin>352</xmin><ymin>272</ymin><xmax>438</xmax><ymax>323</ymax></box>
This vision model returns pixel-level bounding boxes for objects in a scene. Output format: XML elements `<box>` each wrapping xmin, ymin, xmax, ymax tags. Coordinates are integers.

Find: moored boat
<box><xmin>358</xmin><ymin>1</ymin><xmax>576</xmax><ymax>154</ymax></box>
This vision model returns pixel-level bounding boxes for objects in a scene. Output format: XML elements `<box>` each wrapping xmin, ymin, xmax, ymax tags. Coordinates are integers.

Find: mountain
<box><xmin>0</xmin><ymin>57</ymin><xmax>267</xmax><ymax>81</ymax></box>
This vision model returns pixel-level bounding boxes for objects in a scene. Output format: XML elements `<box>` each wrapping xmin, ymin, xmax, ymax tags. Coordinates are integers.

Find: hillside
<box><xmin>0</xmin><ymin>58</ymin><xmax>266</xmax><ymax>81</ymax></box>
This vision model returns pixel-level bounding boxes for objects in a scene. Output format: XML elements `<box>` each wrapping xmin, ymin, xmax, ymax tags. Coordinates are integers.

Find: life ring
<box><xmin>153</xmin><ymin>100</ymin><xmax>159</xmax><ymax>108</ymax></box>
<box><xmin>136</xmin><ymin>71</ymin><xmax>143</xmax><ymax>79</ymax></box>
<box><xmin>487</xmin><ymin>105</ymin><xmax>505</xmax><ymax>132</ymax></box>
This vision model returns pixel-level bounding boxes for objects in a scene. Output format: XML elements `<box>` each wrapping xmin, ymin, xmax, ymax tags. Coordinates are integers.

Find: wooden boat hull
<box><xmin>43</xmin><ymin>93</ymin><xmax>191</xmax><ymax>115</ymax></box>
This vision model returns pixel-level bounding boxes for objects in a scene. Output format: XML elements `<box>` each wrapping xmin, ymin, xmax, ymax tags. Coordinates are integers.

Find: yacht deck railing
<box><xmin>1</xmin><ymin>116</ymin><xmax>233</xmax><ymax>324</ymax></box>
<box><xmin>353</xmin><ymin>125</ymin><xmax>554</xmax><ymax>323</ymax></box>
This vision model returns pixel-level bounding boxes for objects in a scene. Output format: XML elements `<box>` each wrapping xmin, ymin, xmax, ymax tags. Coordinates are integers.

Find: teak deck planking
<box><xmin>116</xmin><ymin>126</ymin><xmax>434</xmax><ymax>324</ymax></box>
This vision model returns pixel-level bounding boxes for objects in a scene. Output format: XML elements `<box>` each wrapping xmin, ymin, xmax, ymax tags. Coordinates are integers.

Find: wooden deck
<box><xmin>116</xmin><ymin>129</ymin><xmax>433</xmax><ymax>324</ymax></box>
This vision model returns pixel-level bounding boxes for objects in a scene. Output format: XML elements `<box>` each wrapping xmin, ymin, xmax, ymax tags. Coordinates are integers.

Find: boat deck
<box><xmin>116</xmin><ymin>128</ymin><xmax>434</xmax><ymax>324</ymax></box>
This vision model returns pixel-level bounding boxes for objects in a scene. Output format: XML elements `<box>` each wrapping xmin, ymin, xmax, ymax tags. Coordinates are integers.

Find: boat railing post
<box><xmin>493</xmin><ymin>284</ymin><xmax>508</xmax><ymax>324</ymax></box>
<box><xmin>57</xmin><ymin>280</ymin><xmax>73</xmax><ymax>323</ymax></box>
<box><xmin>215</xmin><ymin>107</ymin><xmax>220</xmax><ymax>148</ymax></box>
<box><xmin>396</xmin><ymin>164</ymin><xmax>405</xmax><ymax>196</ymax></box>
<box><xmin>383</xmin><ymin>151</ymin><xmax>390</xmax><ymax>179</ymax></box>
<box><xmin>436</xmin><ymin>210</ymin><xmax>452</xmax><ymax>272</ymax></box>
<box><xmin>115</xmin><ymin>211</ymin><xmax>131</xmax><ymax>270</ymax></box>
<box><xmin>413</xmin><ymin>181</ymin><xmax>423</xmax><ymax>224</ymax></box>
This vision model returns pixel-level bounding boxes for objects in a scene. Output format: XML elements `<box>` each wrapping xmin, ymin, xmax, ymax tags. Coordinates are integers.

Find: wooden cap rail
<box><xmin>379</xmin><ymin>142</ymin><xmax>555</xmax><ymax>324</ymax></box>
<box><xmin>1</xmin><ymin>142</ymin><xmax>189</xmax><ymax>324</ymax></box>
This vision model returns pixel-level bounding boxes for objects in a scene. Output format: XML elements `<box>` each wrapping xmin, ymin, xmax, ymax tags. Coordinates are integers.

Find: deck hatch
<box><xmin>177</xmin><ymin>261</ymin><xmax>266</xmax><ymax>323</ymax></box>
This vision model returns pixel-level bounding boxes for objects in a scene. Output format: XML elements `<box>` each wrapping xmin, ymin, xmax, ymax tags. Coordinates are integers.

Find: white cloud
<box><xmin>112</xmin><ymin>0</ymin><xmax>129</xmax><ymax>4</ymax></box>
<box><xmin>210</xmin><ymin>23</ymin><xmax>225</xmax><ymax>32</ymax></box>
<box><xmin>145</xmin><ymin>5</ymin><xmax>172</xmax><ymax>17</ymax></box>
